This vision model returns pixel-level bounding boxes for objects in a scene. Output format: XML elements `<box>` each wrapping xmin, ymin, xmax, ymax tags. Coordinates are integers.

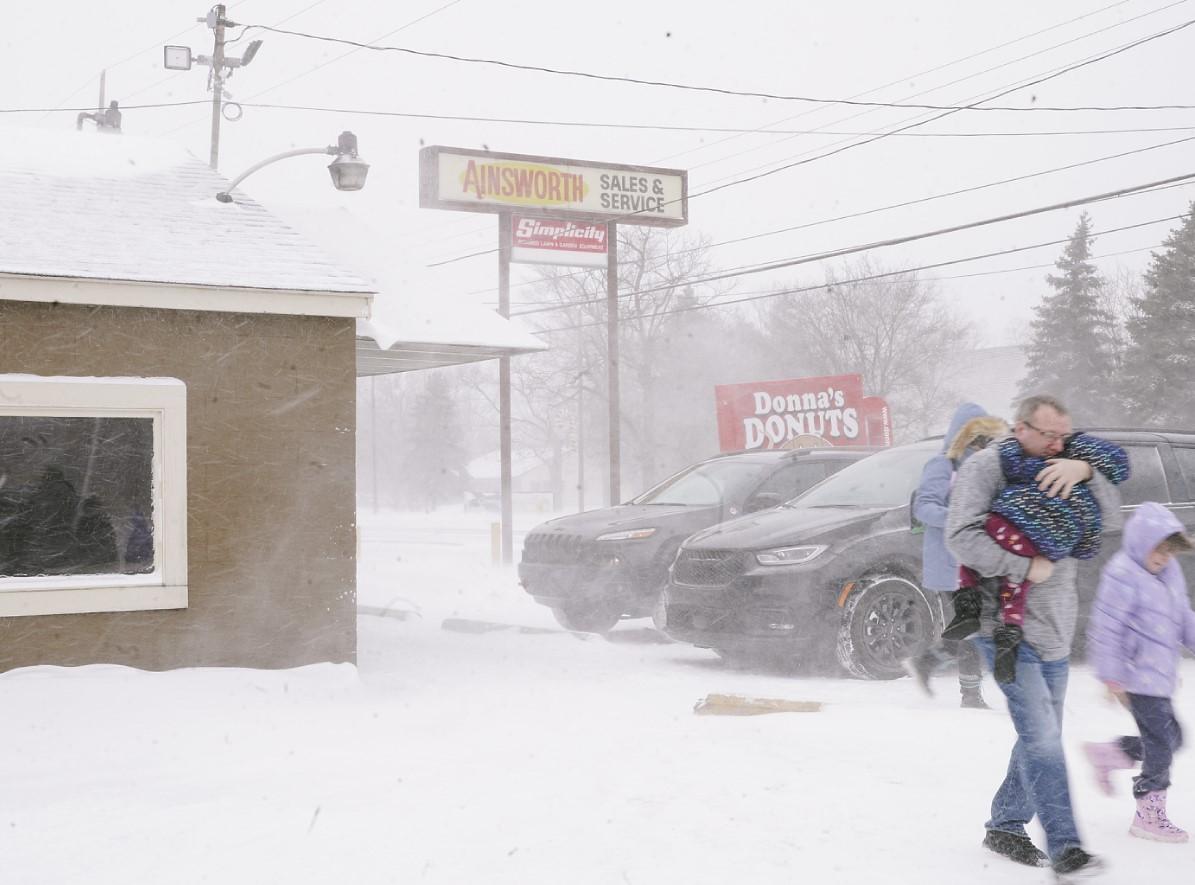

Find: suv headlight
<box><xmin>596</xmin><ymin>528</ymin><xmax>657</xmax><ymax>542</ymax></box>
<box><xmin>755</xmin><ymin>544</ymin><xmax>827</xmax><ymax>566</ymax></box>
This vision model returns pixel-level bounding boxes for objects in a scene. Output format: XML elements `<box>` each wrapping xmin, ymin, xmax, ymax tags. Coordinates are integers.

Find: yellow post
<box><xmin>491</xmin><ymin>522</ymin><xmax>501</xmax><ymax>565</ymax></box>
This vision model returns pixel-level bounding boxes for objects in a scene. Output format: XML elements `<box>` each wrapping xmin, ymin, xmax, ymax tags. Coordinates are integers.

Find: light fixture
<box><xmin>163</xmin><ymin>45</ymin><xmax>193</xmax><ymax>71</ymax></box>
<box><xmin>325</xmin><ymin>131</ymin><xmax>369</xmax><ymax>192</ymax></box>
<box><xmin>216</xmin><ymin>131</ymin><xmax>370</xmax><ymax>203</ymax></box>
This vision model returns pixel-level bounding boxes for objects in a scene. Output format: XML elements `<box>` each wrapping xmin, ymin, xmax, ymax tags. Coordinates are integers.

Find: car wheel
<box><xmin>551</xmin><ymin>599</ymin><xmax>624</xmax><ymax>634</ymax></box>
<box><xmin>836</xmin><ymin>576</ymin><xmax>933</xmax><ymax>680</ymax></box>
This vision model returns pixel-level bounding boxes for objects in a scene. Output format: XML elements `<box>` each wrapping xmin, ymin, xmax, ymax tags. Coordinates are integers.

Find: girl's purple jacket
<box><xmin>1086</xmin><ymin>501</ymin><xmax>1195</xmax><ymax>697</ymax></box>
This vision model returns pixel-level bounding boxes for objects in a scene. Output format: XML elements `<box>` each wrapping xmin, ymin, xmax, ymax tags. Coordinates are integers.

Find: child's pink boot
<box><xmin>1130</xmin><ymin>790</ymin><xmax>1189</xmax><ymax>843</ymax></box>
<box><xmin>1082</xmin><ymin>741</ymin><xmax>1135</xmax><ymax>795</ymax></box>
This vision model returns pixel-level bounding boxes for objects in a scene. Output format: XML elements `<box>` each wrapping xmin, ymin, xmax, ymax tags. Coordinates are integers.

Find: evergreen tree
<box><xmin>1121</xmin><ymin>204</ymin><xmax>1195</xmax><ymax>426</ymax></box>
<box><xmin>1018</xmin><ymin>212</ymin><xmax>1119</xmax><ymax>424</ymax></box>
<box><xmin>404</xmin><ymin>372</ymin><xmax>468</xmax><ymax>510</ymax></box>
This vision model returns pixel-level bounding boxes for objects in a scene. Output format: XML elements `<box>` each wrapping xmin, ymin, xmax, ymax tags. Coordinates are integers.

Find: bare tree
<box><xmin>518</xmin><ymin>227</ymin><xmax>735</xmax><ymax>496</ymax></box>
<box><xmin>755</xmin><ymin>256</ymin><xmax>977</xmax><ymax>441</ymax></box>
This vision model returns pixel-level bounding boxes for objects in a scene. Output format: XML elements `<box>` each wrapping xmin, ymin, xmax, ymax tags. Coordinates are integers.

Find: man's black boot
<box><xmin>982</xmin><ymin>829</ymin><xmax>1048</xmax><ymax>867</ymax></box>
<box><xmin>941</xmin><ymin>586</ymin><xmax>982</xmax><ymax>640</ymax></box>
<box><xmin>993</xmin><ymin>623</ymin><xmax>1023</xmax><ymax>684</ymax></box>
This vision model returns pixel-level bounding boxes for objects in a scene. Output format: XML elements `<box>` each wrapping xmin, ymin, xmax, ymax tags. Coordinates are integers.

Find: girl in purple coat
<box><xmin>1084</xmin><ymin>501</ymin><xmax>1195</xmax><ymax>843</ymax></box>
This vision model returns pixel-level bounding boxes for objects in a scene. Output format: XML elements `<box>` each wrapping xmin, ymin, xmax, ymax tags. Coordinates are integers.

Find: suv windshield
<box><xmin>788</xmin><ymin>442</ymin><xmax>936</xmax><ymax>510</ymax></box>
<box><xmin>631</xmin><ymin>459</ymin><xmax>772</xmax><ymax>507</ymax></box>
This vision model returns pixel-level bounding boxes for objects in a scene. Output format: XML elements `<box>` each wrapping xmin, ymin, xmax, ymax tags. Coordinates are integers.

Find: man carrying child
<box><xmin>946</xmin><ymin>394</ymin><xmax>1122</xmax><ymax>879</ymax></box>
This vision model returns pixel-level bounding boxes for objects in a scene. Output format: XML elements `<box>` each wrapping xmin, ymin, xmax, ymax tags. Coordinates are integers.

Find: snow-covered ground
<box><xmin>2</xmin><ymin>508</ymin><xmax>1190</xmax><ymax>884</ymax></box>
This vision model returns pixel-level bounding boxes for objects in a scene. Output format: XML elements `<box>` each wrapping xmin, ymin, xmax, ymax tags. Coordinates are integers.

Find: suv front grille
<box><xmin>521</xmin><ymin>532</ymin><xmax>595</xmax><ymax>565</ymax></box>
<box><xmin>672</xmin><ymin>549</ymin><xmax>750</xmax><ymax>587</ymax></box>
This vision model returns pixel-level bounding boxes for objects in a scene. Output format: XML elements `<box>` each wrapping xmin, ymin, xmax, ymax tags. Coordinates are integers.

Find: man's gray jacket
<box><xmin>945</xmin><ymin>444</ymin><xmax>1123</xmax><ymax>661</ymax></box>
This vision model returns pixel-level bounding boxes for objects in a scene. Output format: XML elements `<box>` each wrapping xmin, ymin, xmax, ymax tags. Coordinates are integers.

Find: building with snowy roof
<box><xmin>0</xmin><ymin>128</ymin><xmax>541</xmax><ymax>671</ymax></box>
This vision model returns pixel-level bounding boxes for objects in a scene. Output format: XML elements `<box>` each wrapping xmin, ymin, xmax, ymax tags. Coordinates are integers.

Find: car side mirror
<box><xmin>745</xmin><ymin>492</ymin><xmax>784</xmax><ymax>513</ymax></box>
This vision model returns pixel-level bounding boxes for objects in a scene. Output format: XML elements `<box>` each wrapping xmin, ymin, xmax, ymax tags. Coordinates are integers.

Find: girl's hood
<box><xmin>1122</xmin><ymin>501</ymin><xmax>1186</xmax><ymax>567</ymax></box>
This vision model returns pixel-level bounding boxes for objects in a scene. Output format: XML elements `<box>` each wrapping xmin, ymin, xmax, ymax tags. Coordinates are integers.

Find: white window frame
<box><xmin>0</xmin><ymin>374</ymin><xmax>187</xmax><ymax>616</ymax></box>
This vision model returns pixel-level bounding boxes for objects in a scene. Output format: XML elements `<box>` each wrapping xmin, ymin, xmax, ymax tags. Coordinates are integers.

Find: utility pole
<box><xmin>207</xmin><ymin>4</ymin><xmax>227</xmax><ymax>169</ymax></box>
<box><xmin>576</xmin><ymin>320</ymin><xmax>586</xmax><ymax>513</ymax></box>
<box><xmin>498</xmin><ymin>213</ymin><xmax>514</xmax><ymax>564</ymax></box>
<box><xmin>163</xmin><ymin>6</ymin><xmax>264</xmax><ymax>170</ymax></box>
<box><xmin>606</xmin><ymin>224</ymin><xmax>621</xmax><ymax>506</ymax></box>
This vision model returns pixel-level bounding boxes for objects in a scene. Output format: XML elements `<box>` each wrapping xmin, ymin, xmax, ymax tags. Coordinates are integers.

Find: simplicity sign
<box><xmin>419</xmin><ymin>146</ymin><xmax>687</xmax><ymax>227</ymax></box>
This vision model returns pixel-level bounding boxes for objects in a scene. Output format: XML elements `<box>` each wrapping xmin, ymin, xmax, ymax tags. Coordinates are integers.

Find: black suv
<box><xmin>518</xmin><ymin>447</ymin><xmax>877</xmax><ymax>632</ymax></box>
<box><xmin>661</xmin><ymin>430</ymin><xmax>1195</xmax><ymax>680</ymax></box>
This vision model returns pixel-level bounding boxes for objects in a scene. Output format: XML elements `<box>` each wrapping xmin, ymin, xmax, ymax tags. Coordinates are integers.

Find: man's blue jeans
<box><xmin>974</xmin><ymin>637</ymin><xmax>1082</xmax><ymax>861</ymax></box>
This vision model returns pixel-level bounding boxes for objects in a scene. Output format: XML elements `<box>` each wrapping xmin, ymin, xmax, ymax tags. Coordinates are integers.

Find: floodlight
<box><xmin>241</xmin><ymin>40</ymin><xmax>262</xmax><ymax>66</ymax></box>
<box><xmin>163</xmin><ymin>45</ymin><xmax>193</xmax><ymax>71</ymax></box>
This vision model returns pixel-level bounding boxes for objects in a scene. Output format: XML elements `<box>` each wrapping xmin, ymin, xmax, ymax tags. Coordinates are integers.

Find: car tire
<box><xmin>550</xmin><ymin>599</ymin><xmax>623</xmax><ymax>634</ymax></box>
<box><xmin>836</xmin><ymin>575</ymin><xmax>934</xmax><ymax>680</ymax></box>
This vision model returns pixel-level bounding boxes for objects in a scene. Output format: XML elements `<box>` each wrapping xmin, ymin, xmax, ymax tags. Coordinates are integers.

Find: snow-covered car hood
<box><xmin>531</xmin><ymin>503</ymin><xmax>722</xmax><ymax>536</ymax></box>
<box><xmin>683</xmin><ymin>504</ymin><xmax>887</xmax><ymax>550</ymax></box>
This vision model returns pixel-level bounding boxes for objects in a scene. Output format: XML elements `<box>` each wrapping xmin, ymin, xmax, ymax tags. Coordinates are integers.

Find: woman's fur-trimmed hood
<box><xmin>946</xmin><ymin>416</ymin><xmax>1009</xmax><ymax>461</ymax></box>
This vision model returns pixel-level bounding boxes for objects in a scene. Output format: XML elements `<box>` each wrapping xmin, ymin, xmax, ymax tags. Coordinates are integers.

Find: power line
<box><xmin>244</xmin><ymin>0</ymin><xmax>465</xmax><ymax>101</ymax></box>
<box><xmin>20</xmin><ymin>99</ymin><xmax>1195</xmax><ymax>140</ymax></box>
<box><xmin>35</xmin><ymin>18</ymin><xmax>208</xmax><ymax>118</ymax></box>
<box><xmin>239</xmin><ymin>16</ymin><xmax>1195</xmax><ymax>113</ymax></box>
<box><xmin>654</xmin><ymin>0</ymin><xmax>1137</xmax><ymax>167</ymax></box>
<box><xmin>0</xmin><ymin>100</ymin><xmax>211</xmax><ymax>115</ymax></box>
<box><xmin>430</xmin><ymin>131</ymin><xmax>1195</xmax><ymax>271</ymax></box>
<box><xmin>425</xmin><ymin>18</ymin><xmax>1195</xmax><ymax>265</ymax></box>
<box><xmin>418</xmin><ymin>3</ymin><xmax>1188</xmax><ymax>268</ymax></box>
<box><xmin>539</xmin><ymin>240</ymin><xmax>1163</xmax><ymax>310</ymax></box>
<box><xmin>687</xmin><ymin>20</ymin><xmax>1195</xmax><ymax>203</ymax></box>
<box><xmin>531</xmin><ymin>212</ymin><xmax>1189</xmax><ymax>335</ymax></box>
<box><xmin>509</xmin><ymin>172</ymin><xmax>1195</xmax><ymax>317</ymax></box>
<box><xmin>676</xmin><ymin>0</ymin><xmax>1194</xmax><ymax>177</ymax></box>
<box><xmin>154</xmin><ymin>0</ymin><xmax>467</xmax><ymax>138</ymax></box>
<box><xmin>118</xmin><ymin>0</ymin><xmax>337</xmax><ymax>104</ymax></box>
<box><xmin>218</xmin><ymin>101</ymin><xmax>1195</xmax><ymax>138</ymax></box>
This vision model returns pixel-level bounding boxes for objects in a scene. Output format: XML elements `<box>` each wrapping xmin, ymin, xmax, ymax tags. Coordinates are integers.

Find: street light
<box><xmin>216</xmin><ymin>131</ymin><xmax>370</xmax><ymax>203</ymax></box>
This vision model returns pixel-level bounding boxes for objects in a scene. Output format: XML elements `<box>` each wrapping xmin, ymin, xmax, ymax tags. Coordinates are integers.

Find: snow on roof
<box><xmin>272</xmin><ymin>205</ymin><xmax>546</xmax><ymax>359</ymax></box>
<box><xmin>0</xmin><ymin>128</ymin><xmax>374</xmax><ymax>295</ymax></box>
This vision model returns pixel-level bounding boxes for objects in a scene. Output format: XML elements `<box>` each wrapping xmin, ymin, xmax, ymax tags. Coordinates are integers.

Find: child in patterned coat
<box><xmin>941</xmin><ymin>432</ymin><xmax>1130</xmax><ymax>683</ymax></box>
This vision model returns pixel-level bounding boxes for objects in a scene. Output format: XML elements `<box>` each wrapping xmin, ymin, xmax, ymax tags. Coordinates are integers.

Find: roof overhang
<box><xmin>0</xmin><ymin>273</ymin><xmax>372</xmax><ymax>319</ymax></box>
<box><xmin>1</xmin><ymin>272</ymin><xmax>548</xmax><ymax>376</ymax></box>
<box><xmin>355</xmin><ymin>337</ymin><xmax>544</xmax><ymax>375</ymax></box>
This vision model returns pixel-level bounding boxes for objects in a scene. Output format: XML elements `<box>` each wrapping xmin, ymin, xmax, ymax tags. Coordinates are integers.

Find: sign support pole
<box><xmin>606</xmin><ymin>222</ymin><xmax>620</xmax><ymax>506</ymax></box>
<box><xmin>498</xmin><ymin>213</ymin><xmax>514</xmax><ymax>564</ymax></box>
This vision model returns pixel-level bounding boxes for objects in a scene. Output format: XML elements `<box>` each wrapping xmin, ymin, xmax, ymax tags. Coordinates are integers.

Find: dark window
<box><xmin>752</xmin><ymin>462</ymin><xmax>830</xmax><ymax>502</ymax></box>
<box><xmin>1120</xmin><ymin>445</ymin><xmax>1170</xmax><ymax>506</ymax></box>
<box><xmin>0</xmin><ymin>416</ymin><xmax>155</xmax><ymax>578</ymax></box>
<box><xmin>792</xmin><ymin>443</ymin><xmax>937</xmax><ymax>510</ymax></box>
<box><xmin>632</xmin><ymin>459</ymin><xmax>771</xmax><ymax>507</ymax></box>
<box><xmin>1172</xmin><ymin>447</ymin><xmax>1195</xmax><ymax>501</ymax></box>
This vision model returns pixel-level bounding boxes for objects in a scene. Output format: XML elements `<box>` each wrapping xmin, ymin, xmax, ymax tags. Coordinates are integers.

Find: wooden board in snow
<box><xmin>693</xmin><ymin>694</ymin><xmax>823</xmax><ymax>716</ymax></box>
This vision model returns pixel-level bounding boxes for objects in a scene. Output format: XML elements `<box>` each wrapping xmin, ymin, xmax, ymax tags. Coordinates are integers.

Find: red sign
<box><xmin>513</xmin><ymin>216</ymin><xmax>607</xmax><ymax>252</ymax></box>
<box><xmin>715</xmin><ymin>374</ymin><xmax>889</xmax><ymax>451</ymax></box>
<box><xmin>861</xmin><ymin>395</ymin><xmax>894</xmax><ymax>448</ymax></box>
<box><xmin>510</xmin><ymin>215</ymin><xmax>608</xmax><ymax>267</ymax></box>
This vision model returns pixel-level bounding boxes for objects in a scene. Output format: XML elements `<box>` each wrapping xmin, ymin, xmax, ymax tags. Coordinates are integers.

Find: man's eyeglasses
<box><xmin>1022</xmin><ymin>419</ymin><xmax>1075</xmax><ymax>446</ymax></box>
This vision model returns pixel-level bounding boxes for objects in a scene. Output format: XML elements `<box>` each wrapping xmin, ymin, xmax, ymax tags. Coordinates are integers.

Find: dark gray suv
<box><xmin>518</xmin><ymin>446</ymin><xmax>876</xmax><ymax>632</ymax></box>
<box><xmin>661</xmin><ymin>430</ymin><xmax>1195</xmax><ymax>679</ymax></box>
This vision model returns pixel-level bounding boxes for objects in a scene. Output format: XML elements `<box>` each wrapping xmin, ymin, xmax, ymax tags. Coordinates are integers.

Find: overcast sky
<box><xmin>4</xmin><ymin>0</ymin><xmax>1194</xmax><ymax>345</ymax></box>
